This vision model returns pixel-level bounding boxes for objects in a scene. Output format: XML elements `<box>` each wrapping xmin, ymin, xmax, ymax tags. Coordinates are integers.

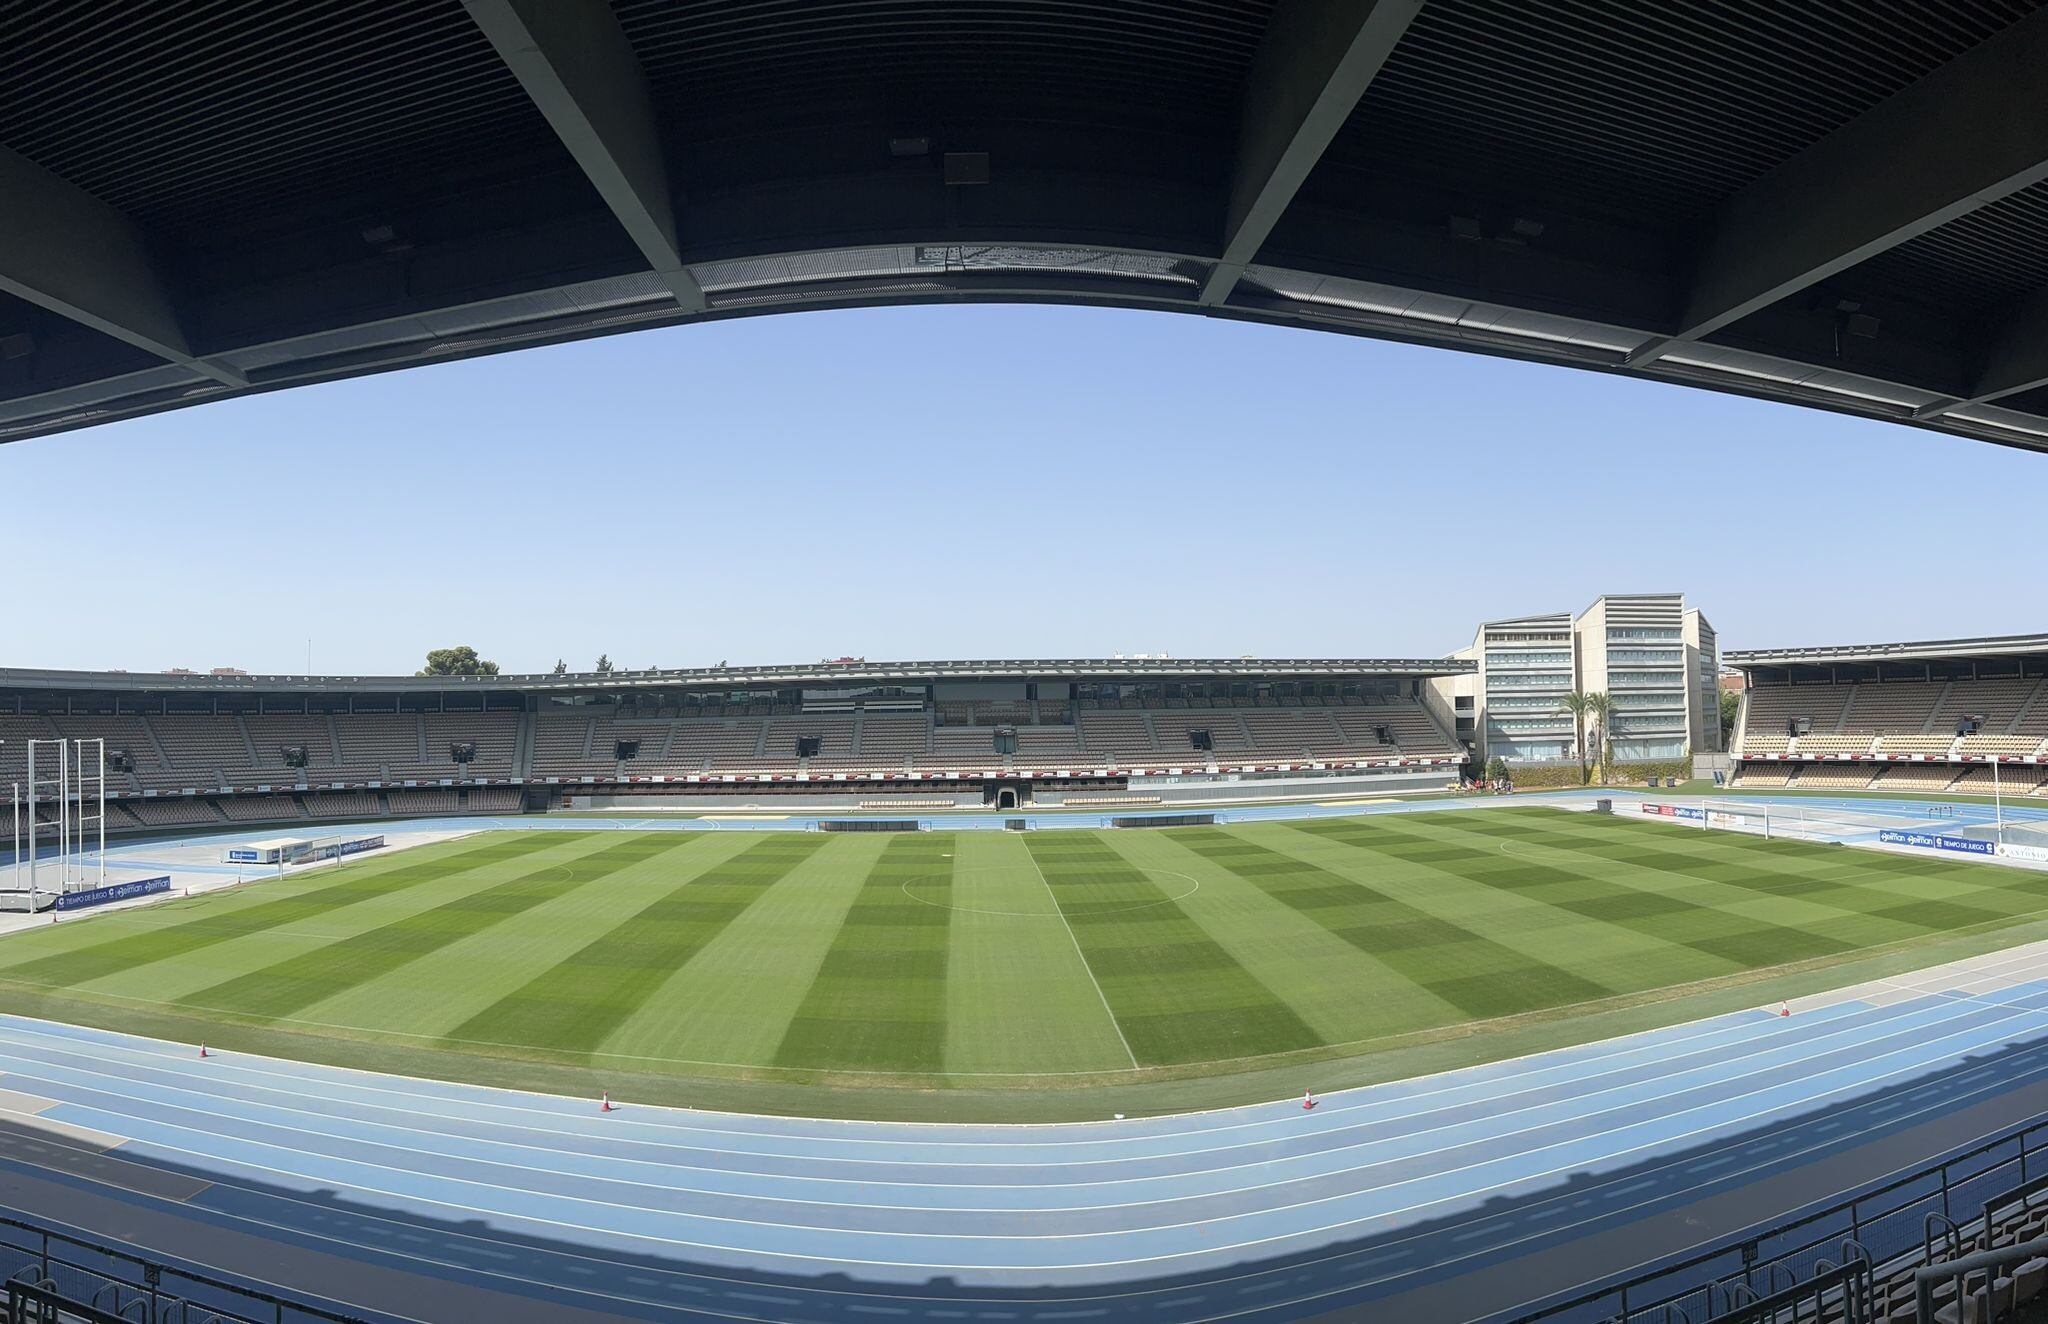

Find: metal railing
<box><xmin>1914</xmin><ymin>1234</ymin><xmax>2048</xmax><ymax>1323</ymax></box>
<box><xmin>1509</xmin><ymin>1114</ymin><xmax>2048</xmax><ymax>1323</ymax></box>
<box><xmin>0</xmin><ymin>1212</ymin><xmax>367</xmax><ymax>1324</ymax></box>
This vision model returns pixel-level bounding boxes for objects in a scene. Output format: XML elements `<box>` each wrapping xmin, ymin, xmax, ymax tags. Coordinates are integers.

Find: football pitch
<box><xmin>3</xmin><ymin>807</ymin><xmax>2044</xmax><ymax>1119</ymax></box>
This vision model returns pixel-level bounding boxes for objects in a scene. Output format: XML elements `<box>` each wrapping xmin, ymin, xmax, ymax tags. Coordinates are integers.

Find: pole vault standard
<box><xmin>24</xmin><ymin>737</ymin><xmax>107</xmax><ymax>906</ymax></box>
<box><xmin>25</xmin><ymin>738</ymin><xmax>62</xmax><ymax>909</ymax></box>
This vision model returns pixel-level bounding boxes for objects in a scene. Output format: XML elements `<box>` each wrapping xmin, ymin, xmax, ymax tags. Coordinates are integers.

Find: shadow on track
<box><xmin>4</xmin><ymin>1035</ymin><xmax>2048</xmax><ymax>1324</ymax></box>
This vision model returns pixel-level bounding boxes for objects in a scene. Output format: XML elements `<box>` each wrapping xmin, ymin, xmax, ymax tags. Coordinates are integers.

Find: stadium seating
<box><xmin>1795</xmin><ymin>733</ymin><xmax>1877</xmax><ymax>755</ymax></box>
<box><xmin>387</xmin><ymin>788</ymin><xmax>460</xmax><ymax>814</ymax></box>
<box><xmin>128</xmin><ymin>797</ymin><xmax>224</xmax><ymax>826</ymax></box>
<box><xmin>534</xmin><ymin>713</ymin><xmax>613</xmax><ymax>778</ymax></box>
<box><xmin>2</xmin><ymin>689</ymin><xmax>1464</xmax><ymax>833</ymax></box>
<box><xmin>305</xmin><ymin>791</ymin><xmax>381</xmax><ymax>818</ymax></box>
<box><xmin>1150</xmin><ymin>711</ymin><xmax>1251</xmax><ymax>753</ymax></box>
<box><xmin>418</xmin><ymin>711</ymin><xmax>519</xmax><ymax>778</ymax></box>
<box><xmin>1012</xmin><ymin>725</ymin><xmax>1085</xmax><ymax>763</ymax></box>
<box><xmin>328</xmin><ymin>713</ymin><xmax>418</xmax><ymax>779</ymax></box>
<box><xmin>1872</xmin><ymin>764</ymin><xmax>1964</xmax><ymax>792</ymax></box>
<box><xmin>1949</xmin><ymin>765</ymin><xmax>2048</xmax><ymax>795</ymax></box>
<box><xmin>1936</xmin><ymin>676</ymin><xmax>2040</xmax><ymax>731</ymax></box>
<box><xmin>1838</xmin><ymin>681</ymin><xmax>1942</xmax><ymax>733</ymax></box>
<box><xmin>219</xmin><ymin>794</ymin><xmax>302</xmax><ymax>821</ymax></box>
<box><xmin>1878</xmin><ymin>734</ymin><xmax>1957</xmax><ymax>755</ymax></box>
<box><xmin>151</xmin><ymin>715</ymin><xmax>246</xmax><ymax>785</ymax></box>
<box><xmin>856</xmin><ymin>713</ymin><xmax>928</xmax><ymax>769</ymax></box>
<box><xmin>671</xmin><ymin>719</ymin><xmax>769</xmax><ymax>772</ymax></box>
<box><xmin>242</xmin><ymin>714</ymin><xmax>337</xmax><ymax>773</ymax></box>
<box><xmin>1788</xmin><ymin>763</ymin><xmax>1874</xmax><ymax>789</ymax></box>
<box><xmin>1742</xmin><ymin>682</ymin><xmax>1852</xmax><ymax>739</ymax></box>
<box><xmin>1739</xmin><ymin>675</ymin><xmax>2048</xmax><ymax>783</ymax></box>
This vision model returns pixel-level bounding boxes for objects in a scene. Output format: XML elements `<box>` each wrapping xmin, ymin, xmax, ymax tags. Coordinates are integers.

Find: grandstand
<box><xmin>1726</xmin><ymin>633</ymin><xmax>2048</xmax><ymax>795</ymax></box>
<box><xmin>0</xmin><ymin>657</ymin><xmax>1469</xmax><ymax>831</ymax></box>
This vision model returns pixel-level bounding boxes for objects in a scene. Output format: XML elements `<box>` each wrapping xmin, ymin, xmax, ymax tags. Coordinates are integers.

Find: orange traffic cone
<box><xmin>1779</xmin><ymin>1001</ymin><xmax>1791</xmax><ymax>1018</ymax></box>
<box><xmin>199</xmin><ymin>1043</ymin><xmax>209</xmax><ymax>1059</ymax></box>
<box><xmin>1302</xmin><ymin>1089</ymin><xmax>1317</xmax><ymax>1111</ymax></box>
<box><xmin>600</xmin><ymin>1091</ymin><xmax>614</xmax><ymax>1113</ymax></box>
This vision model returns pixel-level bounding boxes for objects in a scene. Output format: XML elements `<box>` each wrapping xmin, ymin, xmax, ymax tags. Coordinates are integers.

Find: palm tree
<box><xmin>1583</xmin><ymin>691</ymin><xmax>1615</xmax><ymax>783</ymax></box>
<box><xmin>1556</xmin><ymin>691</ymin><xmax>1593</xmax><ymax>785</ymax></box>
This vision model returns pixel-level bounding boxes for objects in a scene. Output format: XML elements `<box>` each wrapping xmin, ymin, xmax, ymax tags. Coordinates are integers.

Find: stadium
<box><xmin>6</xmin><ymin>3</ymin><xmax>2048</xmax><ymax>1324</ymax></box>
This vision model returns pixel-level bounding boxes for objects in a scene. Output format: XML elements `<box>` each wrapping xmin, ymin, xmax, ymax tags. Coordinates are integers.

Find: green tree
<box><xmin>1583</xmin><ymin>691</ymin><xmax>1615</xmax><ymax>782</ymax></box>
<box><xmin>1485</xmin><ymin>755</ymin><xmax>1508</xmax><ymax>783</ymax></box>
<box><xmin>417</xmin><ymin>645</ymin><xmax>498</xmax><ymax>677</ymax></box>
<box><xmin>1555</xmin><ymin>691</ymin><xmax>1594</xmax><ymax>785</ymax></box>
<box><xmin>1720</xmin><ymin>688</ymin><xmax>1742</xmax><ymax>748</ymax></box>
<box><xmin>594</xmin><ymin>654</ymin><xmax>614</xmax><ymax>675</ymax></box>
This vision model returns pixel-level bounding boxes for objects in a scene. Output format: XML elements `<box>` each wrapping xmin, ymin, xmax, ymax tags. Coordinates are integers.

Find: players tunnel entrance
<box><xmin>984</xmin><ymin>781</ymin><xmax>1030</xmax><ymax>810</ymax></box>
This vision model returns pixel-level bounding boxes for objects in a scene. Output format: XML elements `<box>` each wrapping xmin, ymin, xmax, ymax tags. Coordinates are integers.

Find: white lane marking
<box><xmin>0</xmin><ymin>985</ymin><xmax>1979</xmax><ymax>1167</ymax></box>
<box><xmin>20</xmin><ymin>995</ymin><xmax>2048</xmax><ymax>1260</ymax></box>
<box><xmin>15</xmin><ymin>1024</ymin><xmax>2048</xmax><ymax>1301</ymax></box>
<box><xmin>0</xmin><ymin>985</ymin><xmax>2017</xmax><ymax>1202</ymax></box>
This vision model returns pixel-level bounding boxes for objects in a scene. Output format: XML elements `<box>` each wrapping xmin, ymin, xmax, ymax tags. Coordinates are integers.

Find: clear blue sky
<box><xmin>5</xmin><ymin>304</ymin><xmax>2043</xmax><ymax>676</ymax></box>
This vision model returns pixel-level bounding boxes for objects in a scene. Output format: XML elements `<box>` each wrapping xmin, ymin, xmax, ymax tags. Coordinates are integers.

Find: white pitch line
<box><xmin>1020</xmin><ymin>847</ymin><xmax>1140</xmax><ymax>1071</ymax></box>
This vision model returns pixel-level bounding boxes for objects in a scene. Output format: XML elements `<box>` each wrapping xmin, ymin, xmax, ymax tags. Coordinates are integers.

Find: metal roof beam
<box><xmin>462</xmin><ymin>0</ymin><xmax>705</xmax><ymax>312</ymax></box>
<box><xmin>0</xmin><ymin>147</ymin><xmax>243</xmax><ymax>387</ymax></box>
<box><xmin>1199</xmin><ymin>0</ymin><xmax>1423</xmax><ymax>306</ymax></box>
<box><xmin>1917</xmin><ymin>284</ymin><xmax>2048</xmax><ymax>419</ymax></box>
<box><xmin>1631</xmin><ymin>7</ymin><xmax>2048</xmax><ymax>367</ymax></box>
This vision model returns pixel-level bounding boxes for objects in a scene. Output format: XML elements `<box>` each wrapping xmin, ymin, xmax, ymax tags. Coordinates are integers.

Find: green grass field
<box><xmin>5</xmin><ymin>807</ymin><xmax>2047</xmax><ymax>1120</ymax></box>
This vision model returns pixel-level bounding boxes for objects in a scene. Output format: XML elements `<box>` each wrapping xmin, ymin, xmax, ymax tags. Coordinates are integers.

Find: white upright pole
<box><xmin>9</xmin><ymin>782</ymin><xmax>17</xmax><ymax>890</ymax></box>
<box><xmin>58</xmin><ymin>738</ymin><xmax>70</xmax><ymax>890</ymax></box>
<box><xmin>83</xmin><ymin>738</ymin><xmax>105</xmax><ymax>889</ymax></box>
<box><xmin>1995</xmin><ymin>759</ymin><xmax>2005</xmax><ymax>844</ymax></box>
<box><xmin>25</xmin><ymin>743</ymin><xmax>37</xmax><ymax>911</ymax></box>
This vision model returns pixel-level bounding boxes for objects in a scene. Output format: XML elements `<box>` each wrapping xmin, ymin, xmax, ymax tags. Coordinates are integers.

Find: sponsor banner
<box><xmin>225</xmin><ymin>848</ymin><xmax>263</xmax><ymax>863</ymax></box>
<box><xmin>54</xmin><ymin>875</ymin><xmax>172</xmax><ymax>911</ymax></box>
<box><xmin>1707</xmin><ymin>810</ymin><xmax>1748</xmax><ymax>828</ymax></box>
<box><xmin>2000</xmin><ymin>842</ymin><xmax>2048</xmax><ymax>864</ymax></box>
<box><xmin>282</xmin><ymin>835</ymin><xmax>385</xmax><ymax>865</ymax></box>
<box><xmin>1638</xmin><ymin>802</ymin><xmax>1705</xmax><ymax>822</ymax></box>
<box><xmin>1878</xmin><ymin>829</ymin><xmax>1997</xmax><ymax>857</ymax></box>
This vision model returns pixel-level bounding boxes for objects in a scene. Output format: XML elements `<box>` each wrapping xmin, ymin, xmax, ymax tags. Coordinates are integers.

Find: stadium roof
<box><xmin>1726</xmin><ymin>632</ymin><xmax>2048</xmax><ymax>669</ymax></box>
<box><xmin>6</xmin><ymin>2</ymin><xmax>2048</xmax><ymax>453</ymax></box>
<box><xmin>0</xmin><ymin>656</ymin><xmax>1472</xmax><ymax>696</ymax></box>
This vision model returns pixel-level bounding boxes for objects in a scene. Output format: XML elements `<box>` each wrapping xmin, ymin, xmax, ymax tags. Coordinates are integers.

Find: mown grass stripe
<box><xmin>1332</xmin><ymin>815</ymin><xmax>1861</xmax><ymax>974</ymax></box>
<box><xmin>1434</xmin><ymin>811</ymin><xmax>2047</xmax><ymax>924</ymax></box>
<box><xmin>1023</xmin><ymin>834</ymin><xmax>1322</xmax><ymax>1066</ymax></box>
<box><xmin>0</xmin><ymin>832</ymin><xmax>577</xmax><ymax>991</ymax></box>
<box><xmin>1177</xmin><ymin>826</ymin><xmax>1618</xmax><ymax>1019</ymax></box>
<box><xmin>174</xmin><ymin>833</ymin><xmax>702</xmax><ymax>1019</ymax></box>
<box><xmin>448</xmin><ymin>834</ymin><xmax>824</xmax><ymax>1059</ymax></box>
<box><xmin>772</xmin><ymin>835</ymin><xmax>956</xmax><ymax>1073</ymax></box>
